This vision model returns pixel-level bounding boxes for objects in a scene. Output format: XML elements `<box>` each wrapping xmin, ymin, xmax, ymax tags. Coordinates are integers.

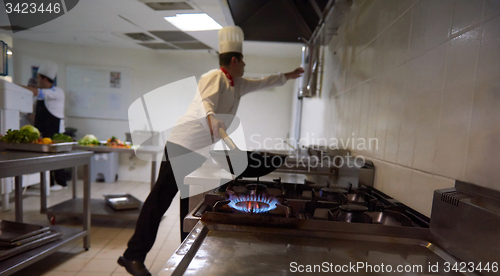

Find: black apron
<box><xmin>34</xmin><ymin>100</ymin><xmax>60</xmax><ymax>138</ymax></box>
<box><xmin>34</xmin><ymin>99</ymin><xmax>67</xmax><ymax>186</ymax></box>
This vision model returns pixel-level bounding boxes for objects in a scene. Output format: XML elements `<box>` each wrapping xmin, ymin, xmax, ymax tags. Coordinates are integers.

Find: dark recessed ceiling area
<box><xmin>125</xmin><ymin>32</ymin><xmax>156</xmax><ymax>41</ymax></box>
<box><xmin>144</xmin><ymin>2</ymin><xmax>194</xmax><ymax>11</ymax></box>
<box><xmin>0</xmin><ymin>25</ymin><xmax>27</xmax><ymax>31</ymax></box>
<box><xmin>227</xmin><ymin>0</ymin><xmax>330</xmax><ymax>43</ymax></box>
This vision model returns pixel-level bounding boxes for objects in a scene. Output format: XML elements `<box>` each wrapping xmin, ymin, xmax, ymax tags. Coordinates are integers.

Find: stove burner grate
<box><xmin>228</xmin><ymin>194</ymin><xmax>279</xmax><ymax>213</ymax></box>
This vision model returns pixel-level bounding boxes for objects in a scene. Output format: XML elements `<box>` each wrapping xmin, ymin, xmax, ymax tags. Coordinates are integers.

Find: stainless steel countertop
<box><xmin>159</xmin><ymin>220</ymin><xmax>470</xmax><ymax>276</ymax></box>
<box><xmin>0</xmin><ymin>150</ymin><xmax>93</xmax><ymax>178</ymax></box>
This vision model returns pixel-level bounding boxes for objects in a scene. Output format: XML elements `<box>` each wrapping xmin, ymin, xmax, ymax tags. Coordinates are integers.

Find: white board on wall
<box><xmin>66</xmin><ymin>65</ymin><xmax>131</xmax><ymax>120</ymax></box>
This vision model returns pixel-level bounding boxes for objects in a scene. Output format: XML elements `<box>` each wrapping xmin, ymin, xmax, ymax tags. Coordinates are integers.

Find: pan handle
<box><xmin>218</xmin><ymin>128</ymin><xmax>238</xmax><ymax>151</ymax></box>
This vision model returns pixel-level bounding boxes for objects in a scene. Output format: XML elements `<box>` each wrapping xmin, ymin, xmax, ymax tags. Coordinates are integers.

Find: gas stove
<box><xmin>184</xmin><ymin>177</ymin><xmax>430</xmax><ymax>232</ymax></box>
<box><xmin>165</xmin><ymin>177</ymin><xmax>500</xmax><ymax>276</ymax></box>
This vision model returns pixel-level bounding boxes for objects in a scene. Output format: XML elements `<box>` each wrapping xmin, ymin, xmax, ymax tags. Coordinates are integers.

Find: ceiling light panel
<box><xmin>164</xmin><ymin>13</ymin><xmax>222</xmax><ymax>31</ymax></box>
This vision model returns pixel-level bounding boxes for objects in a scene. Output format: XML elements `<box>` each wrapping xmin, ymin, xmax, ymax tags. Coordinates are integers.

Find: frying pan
<box><xmin>209</xmin><ymin>128</ymin><xmax>288</xmax><ymax>178</ymax></box>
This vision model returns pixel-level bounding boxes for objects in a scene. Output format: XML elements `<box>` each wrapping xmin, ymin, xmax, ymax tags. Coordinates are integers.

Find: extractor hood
<box><xmin>225</xmin><ymin>0</ymin><xmax>331</xmax><ymax>43</ymax></box>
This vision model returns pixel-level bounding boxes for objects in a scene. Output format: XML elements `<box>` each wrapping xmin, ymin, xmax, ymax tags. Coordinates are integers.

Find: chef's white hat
<box><xmin>38</xmin><ymin>60</ymin><xmax>58</xmax><ymax>80</ymax></box>
<box><xmin>218</xmin><ymin>26</ymin><xmax>244</xmax><ymax>54</ymax></box>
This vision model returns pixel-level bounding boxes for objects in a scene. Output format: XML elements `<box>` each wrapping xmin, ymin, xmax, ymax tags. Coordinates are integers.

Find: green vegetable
<box><xmin>20</xmin><ymin>125</ymin><xmax>41</xmax><ymax>137</ymax></box>
<box><xmin>52</xmin><ymin>133</ymin><xmax>73</xmax><ymax>143</ymax></box>
<box><xmin>0</xmin><ymin>128</ymin><xmax>40</xmax><ymax>143</ymax></box>
<box><xmin>78</xmin><ymin>134</ymin><xmax>100</xmax><ymax>146</ymax></box>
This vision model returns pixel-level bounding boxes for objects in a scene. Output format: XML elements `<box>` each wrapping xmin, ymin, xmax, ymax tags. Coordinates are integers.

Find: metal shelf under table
<box><xmin>43</xmin><ymin>198</ymin><xmax>141</xmax><ymax>221</ymax></box>
<box><xmin>0</xmin><ymin>226</ymin><xmax>86</xmax><ymax>275</ymax></box>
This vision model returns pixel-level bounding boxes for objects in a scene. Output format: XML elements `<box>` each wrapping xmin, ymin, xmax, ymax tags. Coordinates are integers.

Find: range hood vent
<box><xmin>149</xmin><ymin>31</ymin><xmax>198</xmax><ymax>42</ymax></box>
<box><xmin>139</xmin><ymin>43</ymin><xmax>177</xmax><ymax>50</ymax></box>
<box><xmin>144</xmin><ymin>1</ymin><xmax>194</xmax><ymax>11</ymax></box>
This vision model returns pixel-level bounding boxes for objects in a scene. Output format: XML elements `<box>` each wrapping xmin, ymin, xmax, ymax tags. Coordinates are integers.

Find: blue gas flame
<box><xmin>228</xmin><ymin>194</ymin><xmax>279</xmax><ymax>213</ymax></box>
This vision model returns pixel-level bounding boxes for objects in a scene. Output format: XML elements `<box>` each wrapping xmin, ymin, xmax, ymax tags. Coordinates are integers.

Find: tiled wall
<box><xmin>301</xmin><ymin>0</ymin><xmax>500</xmax><ymax>216</ymax></box>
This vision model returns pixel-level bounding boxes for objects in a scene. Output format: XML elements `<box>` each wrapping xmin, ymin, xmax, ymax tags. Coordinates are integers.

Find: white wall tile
<box><xmin>365</xmin><ymin>79</ymin><xmax>381</xmax><ymax>156</ymax></box>
<box><xmin>393</xmin><ymin>12</ymin><xmax>412</xmax><ymax>67</ymax></box>
<box><xmin>372</xmin><ymin>159</ymin><xmax>391</xmax><ymax>191</ymax></box>
<box><xmin>439</xmin><ymin>32</ymin><xmax>478</xmax><ymax>127</ymax></box>
<box><xmin>464</xmin><ymin>16</ymin><xmax>500</xmax><ymax>190</ymax></box>
<box><xmin>484</xmin><ymin>0</ymin><xmax>500</xmax><ymax>21</ymax></box>
<box><xmin>409</xmin><ymin>0</ymin><xmax>431</xmax><ymax>60</ymax></box>
<box><xmin>425</xmin><ymin>0</ymin><xmax>454</xmax><ymax>51</ymax></box>
<box><xmin>434</xmin><ymin>27</ymin><xmax>480</xmax><ymax>179</ymax></box>
<box><xmin>408</xmin><ymin>171</ymin><xmax>435</xmax><ymax>216</ymax></box>
<box><xmin>357</xmin><ymin>83</ymin><xmax>371</xmax><ymax>155</ymax></box>
<box><xmin>301</xmin><ymin>0</ymin><xmax>500</xmax><ymax>214</ymax></box>
<box><xmin>451</xmin><ymin>0</ymin><xmax>485</xmax><ymax>36</ymax></box>
<box><xmin>352</xmin><ymin>87</ymin><xmax>363</xmax><ymax>143</ymax></box>
<box><xmin>474</xmin><ymin>15</ymin><xmax>500</xmax><ymax>86</ymax></box>
<box><xmin>373</xmin><ymin>73</ymin><xmax>391</xmax><ymax>159</ymax></box>
<box><xmin>384</xmin><ymin>70</ymin><xmax>404</xmax><ymax>163</ymax></box>
<box><xmin>358</xmin><ymin>0</ymin><xmax>381</xmax><ymax>46</ymax></box>
<box><xmin>413</xmin><ymin>43</ymin><xmax>448</xmax><ymax>172</ymax></box>
<box><xmin>384</xmin><ymin>166</ymin><xmax>413</xmax><ymax>204</ymax></box>
<box><xmin>397</xmin><ymin>59</ymin><xmax>423</xmax><ymax>167</ymax></box>
<box><xmin>376</xmin><ymin>1</ymin><xmax>399</xmax><ymax>33</ymax></box>
<box><xmin>398</xmin><ymin>0</ymin><xmax>417</xmax><ymax>16</ymax></box>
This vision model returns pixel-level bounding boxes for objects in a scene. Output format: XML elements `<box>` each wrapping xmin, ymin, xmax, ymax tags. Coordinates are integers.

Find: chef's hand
<box><xmin>207</xmin><ymin>114</ymin><xmax>226</xmax><ymax>139</ymax></box>
<box><xmin>285</xmin><ymin>68</ymin><xmax>305</xmax><ymax>80</ymax></box>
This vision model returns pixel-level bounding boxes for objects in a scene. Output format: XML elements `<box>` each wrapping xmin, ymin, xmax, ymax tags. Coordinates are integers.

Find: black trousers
<box><xmin>123</xmin><ymin>142</ymin><xmax>206</xmax><ymax>262</ymax></box>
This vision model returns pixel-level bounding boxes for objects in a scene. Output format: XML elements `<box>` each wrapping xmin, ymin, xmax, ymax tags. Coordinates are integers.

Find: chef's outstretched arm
<box><xmin>240</xmin><ymin>67</ymin><xmax>304</xmax><ymax>95</ymax></box>
<box><xmin>285</xmin><ymin>68</ymin><xmax>305</xmax><ymax>80</ymax></box>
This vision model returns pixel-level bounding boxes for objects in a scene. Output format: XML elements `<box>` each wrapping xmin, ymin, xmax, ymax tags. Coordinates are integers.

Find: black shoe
<box><xmin>118</xmin><ymin>256</ymin><xmax>151</xmax><ymax>276</ymax></box>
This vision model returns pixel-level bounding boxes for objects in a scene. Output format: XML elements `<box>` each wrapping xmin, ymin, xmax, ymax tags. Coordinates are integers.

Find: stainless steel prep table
<box><xmin>0</xmin><ymin>150</ymin><xmax>92</xmax><ymax>275</ymax></box>
<box><xmin>73</xmin><ymin>145</ymin><xmax>164</xmax><ymax>190</ymax></box>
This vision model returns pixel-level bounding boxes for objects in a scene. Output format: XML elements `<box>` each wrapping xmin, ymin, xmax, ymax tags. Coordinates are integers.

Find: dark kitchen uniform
<box><xmin>34</xmin><ymin>85</ymin><xmax>66</xmax><ymax>186</ymax></box>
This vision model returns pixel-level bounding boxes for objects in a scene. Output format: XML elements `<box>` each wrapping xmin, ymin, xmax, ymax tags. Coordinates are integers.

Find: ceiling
<box><xmin>0</xmin><ymin>0</ymin><xmax>304</xmax><ymax>58</ymax></box>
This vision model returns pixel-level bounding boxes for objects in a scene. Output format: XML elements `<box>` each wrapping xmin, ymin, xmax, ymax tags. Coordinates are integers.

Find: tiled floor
<box><xmin>0</xmin><ymin>180</ymin><xmax>182</xmax><ymax>276</ymax></box>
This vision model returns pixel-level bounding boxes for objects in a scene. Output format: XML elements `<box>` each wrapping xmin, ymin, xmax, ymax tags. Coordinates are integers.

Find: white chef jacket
<box><xmin>168</xmin><ymin>69</ymin><xmax>287</xmax><ymax>154</ymax></box>
<box><xmin>37</xmin><ymin>86</ymin><xmax>65</xmax><ymax>119</ymax></box>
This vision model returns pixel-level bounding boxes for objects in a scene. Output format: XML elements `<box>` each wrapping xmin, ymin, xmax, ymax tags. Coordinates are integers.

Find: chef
<box><xmin>118</xmin><ymin>26</ymin><xmax>304</xmax><ymax>276</ymax></box>
<box><xmin>20</xmin><ymin>61</ymin><xmax>67</xmax><ymax>190</ymax></box>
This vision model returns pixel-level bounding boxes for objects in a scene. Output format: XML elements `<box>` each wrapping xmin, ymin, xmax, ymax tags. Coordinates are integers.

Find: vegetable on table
<box><xmin>52</xmin><ymin>133</ymin><xmax>73</xmax><ymax>143</ymax></box>
<box><xmin>0</xmin><ymin>125</ymin><xmax>40</xmax><ymax>143</ymax></box>
<box><xmin>106</xmin><ymin>136</ymin><xmax>131</xmax><ymax>148</ymax></box>
<box><xmin>78</xmin><ymin>134</ymin><xmax>100</xmax><ymax>146</ymax></box>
